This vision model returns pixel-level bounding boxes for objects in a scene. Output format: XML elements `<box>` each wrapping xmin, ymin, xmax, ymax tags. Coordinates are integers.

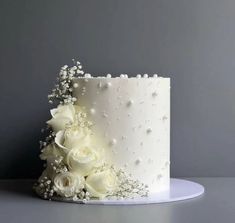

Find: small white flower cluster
<box><xmin>108</xmin><ymin>169</ymin><xmax>149</xmax><ymax>199</ymax></box>
<box><xmin>48</xmin><ymin>60</ymin><xmax>84</xmax><ymax>105</ymax></box>
<box><xmin>39</xmin><ymin>131</ymin><xmax>56</xmax><ymax>149</ymax></box>
<box><xmin>50</xmin><ymin>156</ymin><xmax>67</xmax><ymax>173</ymax></box>
<box><xmin>34</xmin><ymin>175</ymin><xmax>54</xmax><ymax>200</ymax></box>
<box><xmin>76</xmin><ymin>108</ymin><xmax>93</xmax><ymax>128</ymax></box>
<box><xmin>92</xmin><ymin>165</ymin><xmax>149</xmax><ymax>200</ymax></box>
<box><xmin>72</xmin><ymin>190</ymin><xmax>90</xmax><ymax>202</ymax></box>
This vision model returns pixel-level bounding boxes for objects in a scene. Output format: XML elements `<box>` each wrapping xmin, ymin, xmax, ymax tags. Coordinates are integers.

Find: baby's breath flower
<box><xmin>107</xmin><ymin>167</ymin><xmax>149</xmax><ymax>199</ymax></box>
<box><xmin>47</xmin><ymin>60</ymin><xmax>84</xmax><ymax>105</ymax></box>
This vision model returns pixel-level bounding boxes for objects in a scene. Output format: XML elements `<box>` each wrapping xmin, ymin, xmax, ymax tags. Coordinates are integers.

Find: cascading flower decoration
<box><xmin>34</xmin><ymin>60</ymin><xmax>148</xmax><ymax>202</ymax></box>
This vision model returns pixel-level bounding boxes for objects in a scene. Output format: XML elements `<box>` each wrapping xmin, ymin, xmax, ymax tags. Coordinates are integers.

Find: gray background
<box><xmin>0</xmin><ymin>0</ymin><xmax>235</xmax><ymax>179</ymax></box>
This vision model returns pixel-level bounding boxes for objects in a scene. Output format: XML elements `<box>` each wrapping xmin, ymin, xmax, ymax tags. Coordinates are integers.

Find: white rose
<box><xmin>64</xmin><ymin>126</ymin><xmax>91</xmax><ymax>149</ymax></box>
<box><xmin>55</xmin><ymin>126</ymin><xmax>91</xmax><ymax>153</ymax></box>
<box><xmin>54</xmin><ymin>172</ymin><xmax>85</xmax><ymax>197</ymax></box>
<box><xmin>47</xmin><ymin>104</ymin><xmax>76</xmax><ymax>132</ymax></box>
<box><xmin>40</xmin><ymin>143</ymin><xmax>62</xmax><ymax>160</ymax></box>
<box><xmin>85</xmin><ymin>169</ymin><xmax>118</xmax><ymax>199</ymax></box>
<box><xmin>66</xmin><ymin>146</ymin><xmax>101</xmax><ymax>177</ymax></box>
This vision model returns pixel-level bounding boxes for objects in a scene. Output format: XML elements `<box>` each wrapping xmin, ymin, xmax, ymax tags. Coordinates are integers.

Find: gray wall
<box><xmin>1</xmin><ymin>0</ymin><xmax>235</xmax><ymax>179</ymax></box>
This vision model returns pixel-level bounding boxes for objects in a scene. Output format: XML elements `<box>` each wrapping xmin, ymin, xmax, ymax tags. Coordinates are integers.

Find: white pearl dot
<box><xmin>106</xmin><ymin>74</ymin><xmax>112</xmax><ymax>78</ymax></box>
<box><xmin>135</xmin><ymin>158</ymin><xmax>142</xmax><ymax>165</ymax></box>
<box><xmin>110</xmin><ymin>138</ymin><xmax>117</xmax><ymax>146</ymax></box>
<box><xmin>73</xmin><ymin>83</ymin><xmax>79</xmax><ymax>88</ymax></box>
<box><xmin>153</xmin><ymin>74</ymin><xmax>158</xmax><ymax>78</ymax></box>
<box><xmin>152</xmin><ymin>91</ymin><xmax>158</xmax><ymax>97</ymax></box>
<box><xmin>84</xmin><ymin>73</ymin><xmax>91</xmax><ymax>78</ymax></box>
<box><xmin>143</xmin><ymin>74</ymin><xmax>148</xmax><ymax>78</ymax></box>
<box><xmin>162</xmin><ymin>115</ymin><xmax>168</xmax><ymax>121</ymax></box>
<box><xmin>120</xmin><ymin>74</ymin><xmax>125</xmax><ymax>78</ymax></box>
<box><xmin>165</xmin><ymin>161</ymin><xmax>170</xmax><ymax>167</ymax></box>
<box><xmin>90</xmin><ymin>108</ymin><xmax>96</xmax><ymax>115</ymax></box>
<box><xmin>102</xmin><ymin>112</ymin><xmax>108</xmax><ymax>118</ymax></box>
<box><xmin>105</xmin><ymin>82</ymin><xmax>112</xmax><ymax>88</ymax></box>
<box><xmin>126</xmin><ymin>99</ymin><xmax>134</xmax><ymax>107</ymax></box>
<box><xmin>136</xmin><ymin>74</ymin><xmax>141</xmax><ymax>78</ymax></box>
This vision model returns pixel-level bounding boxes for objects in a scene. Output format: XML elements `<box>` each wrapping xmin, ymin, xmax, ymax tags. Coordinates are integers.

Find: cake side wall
<box><xmin>73</xmin><ymin>77</ymin><xmax>170</xmax><ymax>193</ymax></box>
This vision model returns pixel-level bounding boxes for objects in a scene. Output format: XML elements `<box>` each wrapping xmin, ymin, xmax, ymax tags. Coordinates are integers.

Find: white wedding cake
<box><xmin>35</xmin><ymin>61</ymin><xmax>170</xmax><ymax>201</ymax></box>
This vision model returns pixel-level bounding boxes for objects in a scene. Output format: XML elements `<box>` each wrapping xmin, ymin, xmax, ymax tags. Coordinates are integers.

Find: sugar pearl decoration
<box><xmin>143</xmin><ymin>74</ymin><xmax>148</xmax><ymax>78</ymax></box>
<box><xmin>105</xmin><ymin>82</ymin><xmax>112</xmax><ymax>88</ymax></box>
<box><xmin>106</xmin><ymin>74</ymin><xmax>112</xmax><ymax>78</ymax></box>
<box><xmin>121</xmin><ymin>136</ymin><xmax>126</xmax><ymax>140</ymax></box>
<box><xmin>126</xmin><ymin>99</ymin><xmax>134</xmax><ymax>107</ymax></box>
<box><xmin>162</xmin><ymin>115</ymin><xmax>168</xmax><ymax>121</ymax></box>
<box><xmin>136</xmin><ymin>74</ymin><xmax>141</xmax><ymax>78</ymax></box>
<box><xmin>73</xmin><ymin>83</ymin><xmax>79</xmax><ymax>88</ymax></box>
<box><xmin>90</xmin><ymin>108</ymin><xmax>96</xmax><ymax>115</ymax></box>
<box><xmin>102</xmin><ymin>112</ymin><xmax>108</xmax><ymax>118</ymax></box>
<box><xmin>146</xmin><ymin>128</ymin><xmax>152</xmax><ymax>134</ymax></box>
<box><xmin>84</xmin><ymin>73</ymin><xmax>91</xmax><ymax>78</ymax></box>
<box><xmin>110</xmin><ymin>138</ymin><xmax>117</xmax><ymax>146</ymax></box>
<box><xmin>165</xmin><ymin>161</ymin><xmax>170</xmax><ymax>167</ymax></box>
<box><xmin>152</xmin><ymin>91</ymin><xmax>157</xmax><ymax>97</ymax></box>
<box><xmin>153</xmin><ymin>74</ymin><xmax>158</xmax><ymax>78</ymax></box>
<box><xmin>157</xmin><ymin>174</ymin><xmax>163</xmax><ymax>180</ymax></box>
<box><xmin>120</xmin><ymin>74</ymin><xmax>125</xmax><ymax>78</ymax></box>
<box><xmin>135</xmin><ymin>158</ymin><xmax>142</xmax><ymax>165</ymax></box>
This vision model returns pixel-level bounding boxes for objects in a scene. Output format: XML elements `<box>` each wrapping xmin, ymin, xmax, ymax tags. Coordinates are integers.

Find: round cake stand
<box><xmin>52</xmin><ymin>178</ymin><xmax>204</xmax><ymax>205</ymax></box>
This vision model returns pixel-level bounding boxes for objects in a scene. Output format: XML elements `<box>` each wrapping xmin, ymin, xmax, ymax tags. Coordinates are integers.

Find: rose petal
<box><xmin>55</xmin><ymin>130</ymin><xmax>70</xmax><ymax>153</ymax></box>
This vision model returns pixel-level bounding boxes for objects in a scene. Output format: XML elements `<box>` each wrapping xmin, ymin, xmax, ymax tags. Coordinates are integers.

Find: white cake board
<box><xmin>51</xmin><ymin>178</ymin><xmax>204</xmax><ymax>205</ymax></box>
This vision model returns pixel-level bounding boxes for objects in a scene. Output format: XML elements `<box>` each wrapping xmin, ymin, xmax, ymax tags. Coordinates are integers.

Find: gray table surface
<box><xmin>0</xmin><ymin>178</ymin><xmax>234</xmax><ymax>223</ymax></box>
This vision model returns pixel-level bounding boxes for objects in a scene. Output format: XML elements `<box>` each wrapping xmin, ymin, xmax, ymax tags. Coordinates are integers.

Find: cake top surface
<box><xmin>60</xmin><ymin>62</ymin><xmax>169</xmax><ymax>79</ymax></box>
<box><xmin>74</xmin><ymin>74</ymin><xmax>169</xmax><ymax>79</ymax></box>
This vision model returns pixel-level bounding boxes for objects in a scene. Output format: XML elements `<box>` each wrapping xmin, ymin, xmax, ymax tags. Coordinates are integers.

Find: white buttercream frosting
<box><xmin>72</xmin><ymin>76</ymin><xmax>170</xmax><ymax>193</ymax></box>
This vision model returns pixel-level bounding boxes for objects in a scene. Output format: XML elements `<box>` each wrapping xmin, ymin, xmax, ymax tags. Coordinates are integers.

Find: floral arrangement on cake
<box><xmin>34</xmin><ymin>60</ymin><xmax>149</xmax><ymax>202</ymax></box>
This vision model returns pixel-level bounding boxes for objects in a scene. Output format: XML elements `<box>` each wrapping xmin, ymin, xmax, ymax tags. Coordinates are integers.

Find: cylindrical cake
<box><xmin>72</xmin><ymin>77</ymin><xmax>170</xmax><ymax>193</ymax></box>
